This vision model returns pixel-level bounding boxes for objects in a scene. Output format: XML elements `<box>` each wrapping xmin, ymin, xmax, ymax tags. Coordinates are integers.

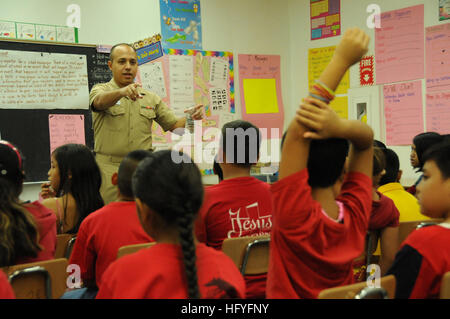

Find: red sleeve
<box><xmin>69</xmin><ymin>220</ymin><xmax>96</xmax><ymax>287</ymax></box>
<box><xmin>337</xmin><ymin>172</ymin><xmax>372</xmax><ymax>232</ymax></box>
<box><xmin>270</xmin><ymin>169</ymin><xmax>319</xmax><ymax>230</ymax></box>
<box><xmin>0</xmin><ymin>271</ymin><xmax>15</xmax><ymax>299</ymax></box>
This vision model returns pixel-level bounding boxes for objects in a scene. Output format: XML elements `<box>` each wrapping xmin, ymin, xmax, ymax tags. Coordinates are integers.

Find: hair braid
<box><xmin>177</xmin><ymin>210</ymin><xmax>200</xmax><ymax>299</ymax></box>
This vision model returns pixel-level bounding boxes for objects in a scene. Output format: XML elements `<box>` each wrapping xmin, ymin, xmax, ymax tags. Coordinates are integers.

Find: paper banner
<box><xmin>36</xmin><ymin>25</ymin><xmax>56</xmax><ymax>42</ymax></box>
<box><xmin>426</xmin><ymin>23</ymin><xmax>450</xmax><ymax>92</ymax></box>
<box><xmin>0</xmin><ymin>21</ymin><xmax>16</xmax><ymax>38</ymax></box>
<box><xmin>310</xmin><ymin>0</ymin><xmax>341</xmax><ymax>40</ymax></box>
<box><xmin>136</xmin><ymin>41</ymin><xmax>164</xmax><ymax>66</ymax></box>
<box><xmin>160</xmin><ymin>0</ymin><xmax>202</xmax><ymax>50</ymax></box>
<box><xmin>49</xmin><ymin>114</ymin><xmax>85</xmax><ymax>155</ymax></box>
<box><xmin>308</xmin><ymin>46</ymin><xmax>349</xmax><ymax>95</ymax></box>
<box><xmin>426</xmin><ymin>91</ymin><xmax>450</xmax><ymax>134</ymax></box>
<box><xmin>238</xmin><ymin>54</ymin><xmax>284</xmax><ymax>140</ymax></box>
<box><xmin>17</xmin><ymin>23</ymin><xmax>35</xmax><ymax>40</ymax></box>
<box><xmin>383</xmin><ymin>81</ymin><xmax>424</xmax><ymax>145</ymax></box>
<box><xmin>375</xmin><ymin>5</ymin><xmax>424</xmax><ymax>85</ymax></box>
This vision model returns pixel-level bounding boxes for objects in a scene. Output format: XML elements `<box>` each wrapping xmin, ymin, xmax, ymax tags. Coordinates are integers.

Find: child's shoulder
<box><xmin>406</xmin><ymin>224</ymin><xmax>450</xmax><ymax>249</ymax></box>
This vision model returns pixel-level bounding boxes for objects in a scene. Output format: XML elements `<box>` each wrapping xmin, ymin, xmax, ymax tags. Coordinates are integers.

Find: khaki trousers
<box><xmin>95</xmin><ymin>153</ymin><xmax>123</xmax><ymax>205</ymax></box>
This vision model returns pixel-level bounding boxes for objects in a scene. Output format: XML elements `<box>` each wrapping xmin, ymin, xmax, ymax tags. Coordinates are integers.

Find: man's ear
<box><xmin>397</xmin><ymin>170</ymin><xmax>403</xmax><ymax>183</ymax></box>
<box><xmin>111</xmin><ymin>172</ymin><xmax>118</xmax><ymax>186</ymax></box>
<box><xmin>108</xmin><ymin>60</ymin><xmax>113</xmax><ymax>71</ymax></box>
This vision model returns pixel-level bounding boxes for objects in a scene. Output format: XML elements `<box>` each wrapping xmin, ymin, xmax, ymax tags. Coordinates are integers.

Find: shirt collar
<box><xmin>378</xmin><ymin>182</ymin><xmax>404</xmax><ymax>193</ymax></box>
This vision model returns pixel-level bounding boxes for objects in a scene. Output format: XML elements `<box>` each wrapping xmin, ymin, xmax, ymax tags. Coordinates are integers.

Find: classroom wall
<box><xmin>1</xmin><ymin>0</ymin><xmax>291</xmax><ymax>201</ymax></box>
<box><xmin>287</xmin><ymin>0</ymin><xmax>448</xmax><ymax>186</ymax></box>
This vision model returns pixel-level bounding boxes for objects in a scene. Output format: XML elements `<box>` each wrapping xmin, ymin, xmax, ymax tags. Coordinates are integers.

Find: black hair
<box><xmin>117</xmin><ymin>150</ymin><xmax>152</xmax><ymax>198</ymax></box>
<box><xmin>373</xmin><ymin>147</ymin><xmax>386</xmax><ymax>177</ymax></box>
<box><xmin>0</xmin><ymin>141</ymin><xmax>41</xmax><ymax>266</ymax></box>
<box><xmin>213</xmin><ymin>156</ymin><xmax>223</xmax><ymax>182</ymax></box>
<box><xmin>132</xmin><ymin>150</ymin><xmax>204</xmax><ymax>298</ymax></box>
<box><xmin>422</xmin><ymin>141</ymin><xmax>450</xmax><ymax>179</ymax></box>
<box><xmin>373</xmin><ymin>140</ymin><xmax>387</xmax><ymax>149</ymax></box>
<box><xmin>413</xmin><ymin>132</ymin><xmax>443</xmax><ymax>171</ymax></box>
<box><xmin>307</xmin><ymin>138</ymin><xmax>350</xmax><ymax>188</ymax></box>
<box><xmin>52</xmin><ymin>144</ymin><xmax>104</xmax><ymax>233</ymax></box>
<box><xmin>220</xmin><ymin>120</ymin><xmax>261</xmax><ymax>168</ymax></box>
<box><xmin>109</xmin><ymin>43</ymin><xmax>136</xmax><ymax>62</ymax></box>
<box><xmin>379</xmin><ymin>148</ymin><xmax>400</xmax><ymax>185</ymax></box>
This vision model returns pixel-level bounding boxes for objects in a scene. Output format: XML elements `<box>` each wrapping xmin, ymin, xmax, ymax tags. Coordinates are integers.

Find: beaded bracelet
<box><xmin>314</xmin><ymin>79</ymin><xmax>336</xmax><ymax>98</ymax></box>
<box><xmin>312</xmin><ymin>84</ymin><xmax>334</xmax><ymax>101</ymax></box>
<box><xmin>308</xmin><ymin>92</ymin><xmax>330</xmax><ymax>104</ymax></box>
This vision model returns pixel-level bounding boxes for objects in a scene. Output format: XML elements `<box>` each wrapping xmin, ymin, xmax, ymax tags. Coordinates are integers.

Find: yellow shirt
<box><xmin>377</xmin><ymin>182</ymin><xmax>429</xmax><ymax>222</ymax></box>
<box><xmin>89</xmin><ymin>79</ymin><xmax>178</xmax><ymax>157</ymax></box>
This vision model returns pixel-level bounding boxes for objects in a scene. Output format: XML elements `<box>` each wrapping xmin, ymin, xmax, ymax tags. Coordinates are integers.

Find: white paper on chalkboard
<box><xmin>0</xmin><ymin>49</ymin><xmax>89</xmax><ymax>109</ymax></box>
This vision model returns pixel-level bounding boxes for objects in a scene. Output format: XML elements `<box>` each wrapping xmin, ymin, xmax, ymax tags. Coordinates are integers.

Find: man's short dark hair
<box><xmin>307</xmin><ymin>138</ymin><xmax>349</xmax><ymax>188</ymax></box>
<box><xmin>422</xmin><ymin>141</ymin><xmax>450</xmax><ymax>179</ymax></box>
<box><xmin>379</xmin><ymin>148</ymin><xmax>400</xmax><ymax>185</ymax></box>
<box><xmin>109</xmin><ymin>43</ymin><xmax>137</xmax><ymax>62</ymax></box>
<box><xmin>220</xmin><ymin>120</ymin><xmax>261</xmax><ymax>168</ymax></box>
<box><xmin>118</xmin><ymin>150</ymin><xmax>152</xmax><ymax>198</ymax></box>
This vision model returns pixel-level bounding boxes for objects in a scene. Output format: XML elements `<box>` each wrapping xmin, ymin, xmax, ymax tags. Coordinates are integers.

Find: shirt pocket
<box><xmin>103</xmin><ymin>105</ymin><xmax>126</xmax><ymax>132</ymax></box>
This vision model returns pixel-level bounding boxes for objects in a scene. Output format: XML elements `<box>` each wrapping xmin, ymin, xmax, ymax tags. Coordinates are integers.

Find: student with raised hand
<box><xmin>0</xmin><ymin>141</ymin><xmax>56</xmax><ymax>267</ymax></box>
<box><xmin>96</xmin><ymin>150</ymin><xmax>245</xmax><ymax>299</ymax></box>
<box><xmin>266</xmin><ymin>28</ymin><xmax>374</xmax><ymax>299</ymax></box>
<box><xmin>378</xmin><ymin>148</ymin><xmax>428</xmax><ymax>222</ymax></box>
<box><xmin>40</xmin><ymin>144</ymin><xmax>104</xmax><ymax>234</ymax></box>
<box><xmin>386</xmin><ymin>141</ymin><xmax>450</xmax><ymax>298</ymax></box>
<box><xmin>66</xmin><ymin>150</ymin><xmax>154</xmax><ymax>298</ymax></box>
<box><xmin>195</xmin><ymin>120</ymin><xmax>272</xmax><ymax>299</ymax></box>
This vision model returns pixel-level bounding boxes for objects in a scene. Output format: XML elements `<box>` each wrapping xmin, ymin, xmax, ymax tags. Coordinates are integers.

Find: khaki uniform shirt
<box><xmin>89</xmin><ymin>79</ymin><xmax>178</xmax><ymax>157</ymax></box>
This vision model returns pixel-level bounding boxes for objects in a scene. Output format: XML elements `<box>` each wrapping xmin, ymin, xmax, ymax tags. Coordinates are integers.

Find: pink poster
<box><xmin>375</xmin><ymin>5</ymin><xmax>424</xmax><ymax>84</ymax></box>
<box><xmin>383</xmin><ymin>81</ymin><xmax>424</xmax><ymax>145</ymax></box>
<box><xmin>426</xmin><ymin>91</ymin><xmax>450</xmax><ymax>134</ymax></box>
<box><xmin>426</xmin><ymin>23</ymin><xmax>450</xmax><ymax>92</ymax></box>
<box><xmin>48</xmin><ymin>114</ymin><xmax>85</xmax><ymax>154</ymax></box>
<box><xmin>238</xmin><ymin>54</ymin><xmax>284</xmax><ymax>140</ymax></box>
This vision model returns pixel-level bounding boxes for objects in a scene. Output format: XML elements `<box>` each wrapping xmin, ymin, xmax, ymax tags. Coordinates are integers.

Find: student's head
<box><xmin>108</xmin><ymin>43</ymin><xmax>138</xmax><ymax>88</ymax></box>
<box><xmin>307</xmin><ymin>138</ymin><xmax>350</xmax><ymax>188</ymax></box>
<box><xmin>0</xmin><ymin>141</ymin><xmax>40</xmax><ymax>267</ymax></box>
<box><xmin>372</xmin><ymin>147</ymin><xmax>386</xmax><ymax>187</ymax></box>
<box><xmin>379</xmin><ymin>148</ymin><xmax>401</xmax><ymax>185</ymax></box>
<box><xmin>373</xmin><ymin>140</ymin><xmax>387</xmax><ymax>149</ymax></box>
<box><xmin>50</xmin><ymin>144</ymin><xmax>104</xmax><ymax>233</ymax></box>
<box><xmin>213</xmin><ymin>156</ymin><xmax>223</xmax><ymax>182</ymax></box>
<box><xmin>0</xmin><ymin>140</ymin><xmax>25</xmax><ymax>198</ymax></box>
<box><xmin>411</xmin><ymin>132</ymin><xmax>443</xmax><ymax>171</ymax></box>
<box><xmin>132</xmin><ymin>150</ymin><xmax>204</xmax><ymax>298</ymax></box>
<box><xmin>416</xmin><ymin>141</ymin><xmax>450</xmax><ymax>219</ymax></box>
<box><xmin>113</xmin><ymin>150</ymin><xmax>152</xmax><ymax>199</ymax></box>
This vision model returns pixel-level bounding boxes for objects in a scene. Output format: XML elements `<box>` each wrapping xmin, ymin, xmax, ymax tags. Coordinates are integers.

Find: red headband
<box><xmin>0</xmin><ymin>140</ymin><xmax>23</xmax><ymax>169</ymax></box>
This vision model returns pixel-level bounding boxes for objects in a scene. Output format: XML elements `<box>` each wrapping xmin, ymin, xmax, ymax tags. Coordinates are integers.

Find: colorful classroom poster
<box><xmin>375</xmin><ymin>5</ymin><xmax>424</xmax><ymax>85</ymax></box>
<box><xmin>310</xmin><ymin>0</ymin><xmax>341</xmax><ymax>40</ymax></box>
<box><xmin>426</xmin><ymin>92</ymin><xmax>450</xmax><ymax>134</ymax></box>
<box><xmin>238</xmin><ymin>54</ymin><xmax>284</xmax><ymax>140</ymax></box>
<box><xmin>48</xmin><ymin>114</ymin><xmax>85</xmax><ymax>155</ymax></box>
<box><xmin>440</xmin><ymin>0</ymin><xmax>450</xmax><ymax>20</ymax></box>
<box><xmin>383</xmin><ymin>81</ymin><xmax>424</xmax><ymax>145</ymax></box>
<box><xmin>360</xmin><ymin>56</ymin><xmax>374</xmax><ymax>86</ymax></box>
<box><xmin>426</xmin><ymin>24</ymin><xmax>450</xmax><ymax>92</ymax></box>
<box><xmin>159</xmin><ymin>0</ymin><xmax>202</xmax><ymax>50</ymax></box>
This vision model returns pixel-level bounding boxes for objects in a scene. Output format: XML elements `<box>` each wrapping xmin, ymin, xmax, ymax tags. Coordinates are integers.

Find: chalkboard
<box><xmin>0</xmin><ymin>39</ymin><xmax>112</xmax><ymax>182</ymax></box>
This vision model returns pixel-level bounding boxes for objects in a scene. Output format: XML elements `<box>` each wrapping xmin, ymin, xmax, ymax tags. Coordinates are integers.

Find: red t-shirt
<box><xmin>369</xmin><ymin>192</ymin><xmax>400</xmax><ymax>230</ymax></box>
<box><xmin>15</xmin><ymin>201</ymin><xmax>57</xmax><ymax>265</ymax></box>
<box><xmin>96</xmin><ymin>243</ymin><xmax>246</xmax><ymax>299</ymax></box>
<box><xmin>69</xmin><ymin>201</ymin><xmax>153</xmax><ymax>288</ymax></box>
<box><xmin>267</xmin><ymin>169</ymin><xmax>372</xmax><ymax>299</ymax></box>
<box><xmin>195</xmin><ymin>176</ymin><xmax>273</xmax><ymax>298</ymax></box>
<box><xmin>0</xmin><ymin>270</ymin><xmax>15</xmax><ymax>299</ymax></box>
<box><xmin>387</xmin><ymin>224</ymin><xmax>450</xmax><ymax>298</ymax></box>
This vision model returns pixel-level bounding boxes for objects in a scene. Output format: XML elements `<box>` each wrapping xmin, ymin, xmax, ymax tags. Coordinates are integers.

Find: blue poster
<box><xmin>159</xmin><ymin>0</ymin><xmax>202</xmax><ymax>50</ymax></box>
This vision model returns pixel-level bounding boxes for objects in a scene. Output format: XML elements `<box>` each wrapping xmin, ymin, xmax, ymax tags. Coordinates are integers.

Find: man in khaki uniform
<box><xmin>90</xmin><ymin>43</ymin><xmax>203</xmax><ymax>204</ymax></box>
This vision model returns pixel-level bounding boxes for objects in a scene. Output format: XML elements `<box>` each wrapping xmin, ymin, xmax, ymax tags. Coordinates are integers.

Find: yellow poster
<box><xmin>243</xmin><ymin>78</ymin><xmax>279</xmax><ymax>114</ymax></box>
<box><xmin>308</xmin><ymin>46</ymin><xmax>349</xmax><ymax>95</ymax></box>
<box><xmin>330</xmin><ymin>95</ymin><xmax>348</xmax><ymax>119</ymax></box>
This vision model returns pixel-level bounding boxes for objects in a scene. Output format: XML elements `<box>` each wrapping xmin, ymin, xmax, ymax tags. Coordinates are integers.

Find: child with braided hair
<box><xmin>96</xmin><ymin>150</ymin><xmax>245</xmax><ymax>299</ymax></box>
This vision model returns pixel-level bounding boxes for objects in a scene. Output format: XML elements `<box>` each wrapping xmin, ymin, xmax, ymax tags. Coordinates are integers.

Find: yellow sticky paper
<box><xmin>243</xmin><ymin>79</ymin><xmax>279</xmax><ymax>114</ymax></box>
<box><xmin>308</xmin><ymin>46</ymin><xmax>349</xmax><ymax>95</ymax></box>
<box><xmin>311</xmin><ymin>0</ymin><xmax>329</xmax><ymax>17</ymax></box>
<box><xmin>330</xmin><ymin>96</ymin><xmax>348</xmax><ymax>119</ymax></box>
